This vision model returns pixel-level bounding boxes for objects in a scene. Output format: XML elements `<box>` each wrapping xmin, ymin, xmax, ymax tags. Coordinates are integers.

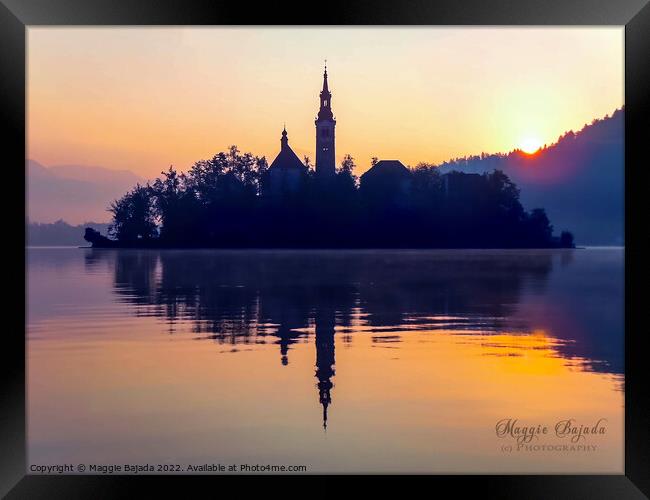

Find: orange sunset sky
<box><xmin>27</xmin><ymin>27</ymin><xmax>623</xmax><ymax>179</ymax></box>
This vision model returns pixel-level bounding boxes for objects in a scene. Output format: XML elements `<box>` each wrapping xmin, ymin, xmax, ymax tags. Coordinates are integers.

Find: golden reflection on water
<box><xmin>27</xmin><ymin>248</ymin><xmax>624</xmax><ymax>473</ymax></box>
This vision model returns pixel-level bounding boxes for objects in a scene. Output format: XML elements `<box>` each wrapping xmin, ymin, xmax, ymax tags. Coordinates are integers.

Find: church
<box><xmin>265</xmin><ymin>65</ymin><xmax>337</xmax><ymax>194</ymax></box>
<box><xmin>265</xmin><ymin>64</ymin><xmax>413</xmax><ymax>198</ymax></box>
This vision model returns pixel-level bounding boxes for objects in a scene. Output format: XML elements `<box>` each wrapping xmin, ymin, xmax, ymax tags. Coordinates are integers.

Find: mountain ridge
<box><xmin>27</xmin><ymin>160</ymin><xmax>145</xmax><ymax>225</ymax></box>
<box><xmin>436</xmin><ymin>109</ymin><xmax>624</xmax><ymax>245</ymax></box>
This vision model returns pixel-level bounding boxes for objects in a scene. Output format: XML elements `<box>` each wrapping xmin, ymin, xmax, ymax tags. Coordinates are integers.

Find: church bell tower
<box><xmin>315</xmin><ymin>63</ymin><xmax>336</xmax><ymax>178</ymax></box>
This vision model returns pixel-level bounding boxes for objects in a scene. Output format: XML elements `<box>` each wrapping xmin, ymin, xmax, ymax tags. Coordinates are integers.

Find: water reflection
<box><xmin>27</xmin><ymin>248</ymin><xmax>624</xmax><ymax>472</ymax></box>
<box><xmin>81</xmin><ymin>249</ymin><xmax>622</xmax><ymax>429</ymax></box>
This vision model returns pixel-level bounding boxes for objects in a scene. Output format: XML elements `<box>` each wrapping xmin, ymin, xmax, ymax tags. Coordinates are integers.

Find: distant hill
<box><xmin>27</xmin><ymin>160</ymin><xmax>144</xmax><ymax>225</ymax></box>
<box><xmin>27</xmin><ymin>220</ymin><xmax>111</xmax><ymax>247</ymax></box>
<box><xmin>437</xmin><ymin>109</ymin><xmax>624</xmax><ymax>245</ymax></box>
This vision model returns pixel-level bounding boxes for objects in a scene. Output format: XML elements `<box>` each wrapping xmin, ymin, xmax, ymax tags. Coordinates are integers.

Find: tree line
<box><xmin>84</xmin><ymin>146</ymin><xmax>574</xmax><ymax>249</ymax></box>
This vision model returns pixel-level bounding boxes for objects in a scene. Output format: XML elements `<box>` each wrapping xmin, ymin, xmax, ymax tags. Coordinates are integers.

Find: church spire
<box><xmin>322</xmin><ymin>61</ymin><xmax>329</xmax><ymax>93</ymax></box>
<box><xmin>280</xmin><ymin>125</ymin><xmax>288</xmax><ymax>150</ymax></box>
<box><xmin>318</xmin><ymin>62</ymin><xmax>333</xmax><ymax>120</ymax></box>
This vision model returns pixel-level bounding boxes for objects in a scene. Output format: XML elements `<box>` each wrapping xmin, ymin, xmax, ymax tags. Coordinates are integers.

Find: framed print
<box><xmin>2</xmin><ymin>0</ymin><xmax>649</xmax><ymax>496</ymax></box>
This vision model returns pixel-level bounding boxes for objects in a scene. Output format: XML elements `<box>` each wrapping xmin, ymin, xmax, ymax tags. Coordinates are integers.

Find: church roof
<box><xmin>361</xmin><ymin>160</ymin><xmax>410</xmax><ymax>180</ymax></box>
<box><xmin>269</xmin><ymin>128</ymin><xmax>307</xmax><ymax>171</ymax></box>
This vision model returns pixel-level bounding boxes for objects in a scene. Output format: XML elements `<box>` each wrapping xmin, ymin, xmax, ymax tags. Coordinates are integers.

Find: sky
<box><xmin>27</xmin><ymin>27</ymin><xmax>623</xmax><ymax>178</ymax></box>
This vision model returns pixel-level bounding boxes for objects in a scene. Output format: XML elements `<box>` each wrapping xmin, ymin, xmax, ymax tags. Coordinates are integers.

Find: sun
<box><xmin>519</xmin><ymin>137</ymin><xmax>542</xmax><ymax>155</ymax></box>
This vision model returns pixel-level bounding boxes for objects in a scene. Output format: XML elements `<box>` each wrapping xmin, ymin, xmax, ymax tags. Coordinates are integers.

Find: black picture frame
<box><xmin>3</xmin><ymin>0</ymin><xmax>648</xmax><ymax>497</ymax></box>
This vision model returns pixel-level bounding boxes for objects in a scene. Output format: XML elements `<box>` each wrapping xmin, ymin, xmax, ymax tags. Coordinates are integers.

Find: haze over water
<box><xmin>27</xmin><ymin>248</ymin><xmax>623</xmax><ymax>473</ymax></box>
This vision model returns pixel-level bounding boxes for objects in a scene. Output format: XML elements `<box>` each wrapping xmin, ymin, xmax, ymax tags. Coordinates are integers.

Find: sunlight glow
<box><xmin>519</xmin><ymin>137</ymin><xmax>542</xmax><ymax>154</ymax></box>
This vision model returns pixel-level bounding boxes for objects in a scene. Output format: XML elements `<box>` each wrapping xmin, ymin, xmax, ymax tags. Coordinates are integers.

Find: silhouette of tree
<box><xmin>336</xmin><ymin>154</ymin><xmax>358</xmax><ymax>190</ymax></box>
<box><xmin>151</xmin><ymin>167</ymin><xmax>202</xmax><ymax>244</ymax></box>
<box><xmin>560</xmin><ymin>231</ymin><xmax>575</xmax><ymax>248</ymax></box>
<box><xmin>91</xmin><ymin>146</ymin><xmax>573</xmax><ymax>249</ymax></box>
<box><xmin>108</xmin><ymin>184</ymin><xmax>157</xmax><ymax>243</ymax></box>
<box><xmin>338</xmin><ymin>154</ymin><xmax>355</xmax><ymax>175</ymax></box>
<box><xmin>304</xmin><ymin>155</ymin><xmax>314</xmax><ymax>172</ymax></box>
<box><xmin>526</xmin><ymin>208</ymin><xmax>553</xmax><ymax>246</ymax></box>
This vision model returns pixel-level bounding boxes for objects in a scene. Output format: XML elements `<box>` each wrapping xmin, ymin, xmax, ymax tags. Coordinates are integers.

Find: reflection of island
<box><xmin>85</xmin><ymin>249</ymin><xmax>623</xmax><ymax>427</ymax></box>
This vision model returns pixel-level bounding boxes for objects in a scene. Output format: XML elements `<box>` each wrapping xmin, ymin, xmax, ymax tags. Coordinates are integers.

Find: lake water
<box><xmin>27</xmin><ymin>248</ymin><xmax>624</xmax><ymax>474</ymax></box>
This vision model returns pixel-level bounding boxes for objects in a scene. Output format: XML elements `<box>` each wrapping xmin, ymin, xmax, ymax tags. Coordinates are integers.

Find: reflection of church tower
<box><xmin>315</xmin><ymin>307</ymin><xmax>336</xmax><ymax>430</ymax></box>
<box><xmin>315</xmin><ymin>63</ymin><xmax>336</xmax><ymax>178</ymax></box>
<box><xmin>276</xmin><ymin>323</ymin><xmax>306</xmax><ymax>367</ymax></box>
<box><xmin>277</xmin><ymin>325</ymin><xmax>293</xmax><ymax>366</ymax></box>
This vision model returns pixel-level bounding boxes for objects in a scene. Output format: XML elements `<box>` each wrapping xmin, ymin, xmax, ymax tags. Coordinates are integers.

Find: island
<box><xmin>84</xmin><ymin>67</ymin><xmax>574</xmax><ymax>250</ymax></box>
